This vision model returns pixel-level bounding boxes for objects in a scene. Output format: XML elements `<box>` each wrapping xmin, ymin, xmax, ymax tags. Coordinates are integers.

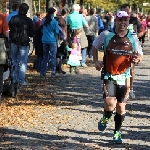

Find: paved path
<box><xmin>0</xmin><ymin>41</ymin><xmax>150</xmax><ymax>150</ymax></box>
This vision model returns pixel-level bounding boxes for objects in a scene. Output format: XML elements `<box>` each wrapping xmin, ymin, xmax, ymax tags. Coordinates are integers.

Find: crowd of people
<box><xmin>0</xmin><ymin>1</ymin><xmax>149</xmax><ymax>144</ymax></box>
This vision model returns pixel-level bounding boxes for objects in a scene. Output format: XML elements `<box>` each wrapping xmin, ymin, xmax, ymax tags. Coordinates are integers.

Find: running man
<box><xmin>121</xmin><ymin>4</ymin><xmax>144</xmax><ymax>99</ymax></box>
<box><xmin>92</xmin><ymin>11</ymin><xmax>143</xmax><ymax>143</ymax></box>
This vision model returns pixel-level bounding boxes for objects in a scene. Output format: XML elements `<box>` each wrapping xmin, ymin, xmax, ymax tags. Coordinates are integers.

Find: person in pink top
<box><xmin>72</xmin><ymin>29</ymin><xmax>82</xmax><ymax>55</ymax></box>
<box><xmin>139</xmin><ymin>16</ymin><xmax>147</xmax><ymax>47</ymax></box>
<box><xmin>146</xmin><ymin>12</ymin><xmax>150</xmax><ymax>40</ymax></box>
<box><xmin>66</xmin><ymin>29</ymin><xmax>82</xmax><ymax>74</ymax></box>
<box><xmin>67</xmin><ymin>43</ymin><xmax>81</xmax><ymax>74</ymax></box>
<box><xmin>70</xmin><ymin>44</ymin><xmax>80</xmax><ymax>55</ymax></box>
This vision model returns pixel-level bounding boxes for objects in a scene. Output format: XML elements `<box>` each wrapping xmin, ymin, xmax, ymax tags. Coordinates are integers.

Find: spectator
<box><xmin>40</xmin><ymin>7</ymin><xmax>59</xmax><ymax>78</ymax></box>
<box><xmin>0</xmin><ymin>12</ymin><xmax>9</xmax><ymax>101</ymax></box>
<box><xmin>9</xmin><ymin>3</ymin><xmax>33</xmax><ymax>92</ymax></box>
<box><xmin>67</xmin><ymin>4</ymin><xmax>88</xmax><ymax>67</ymax></box>
<box><xmin>7</xmin><ymin>3</ymin><xmax>19</xmax><ymax>23</ymax></box>
<box><xmin>96</xmin><ymin>13</ymin><xmax>104</xmax><ymax>35</ymax></box>
<box><xmin>100</xmin><ymin>13</ymin><xmax>107</xmax><ymax>30</ymax></box>
<box><xmin>104</xmin><ymin>12</ymin><xmax>112</xmax><ymax>30</ymax></box>
<box><xmin>146</xmin><ymin>12</ymin><xmax>150</xmax><ymax>40</ymax></box>
<box><xmin>33</xmin><ymin>13</ymin><xmax>44</xmax><ymax>72</ymax></box>
<box><xmin>33</xmin><ymin>12</ymin><xmax>40</xmax><ymax>24</ymax></box>
<box><xmin>85</xmin><ymin>8</ymin><xmax>98</xmax><ymax>58</ymax></box>
<box><xmin>67</xmin><ymin>42</ymin><xmax>81</xmax><ymax>74</ymax></box>
<box><xmin>55</xmin><ymin>8</ymin><xmax>69</xmax><ymax>74</ymax></box>
<box><xmin>66</xmin><ymin>29</ymin><xmax>82</xmax><ymax>74</ymax></box>
<box><xmin>139</xmin><ymin>16</ymin><xmax>147</xmax><ymax>47</ymax></box>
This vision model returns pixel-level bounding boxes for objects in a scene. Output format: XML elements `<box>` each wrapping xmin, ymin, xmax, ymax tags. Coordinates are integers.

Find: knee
<box><xmin>116</xmin><ymin>103</ymin><xmax>126</xmax><ymax>115</ymax></box>
<box><xmin>104</xmin><ymin>97</ymin><xmax>116</xmax><ymax>111</ymax></box>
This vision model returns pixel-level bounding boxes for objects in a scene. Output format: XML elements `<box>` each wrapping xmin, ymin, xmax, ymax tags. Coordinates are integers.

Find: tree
<box><xmin>76</xmin><ymin>0</ymin><xmax>150</xmax><ymax>13</ymax></box>
<box><xmin>0</xmin><ymin>0</ymin><xmax>8</xmax><ymax>13</ymax></box>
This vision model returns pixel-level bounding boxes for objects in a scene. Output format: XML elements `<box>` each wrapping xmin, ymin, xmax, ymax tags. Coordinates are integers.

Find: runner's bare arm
<box><xmin>92</xmin><ymin>31</ymin><xmax>108</xmax><ymax>70</ymax></box>
<box><xmin>92</xmin><ymin>46</ymin><xmax>104</xmax><ymax>71</ymax></box>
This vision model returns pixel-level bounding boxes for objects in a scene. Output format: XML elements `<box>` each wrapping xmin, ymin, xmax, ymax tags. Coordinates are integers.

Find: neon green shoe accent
<box><xmin>98</xmin><ymin>116</ymin><xmax>109</xmax><ymax>131</ymax></box>
<box><xmin>113</xmin><ymin>131</ymin><xmax>122</xmax><ymax>144</ymax></box>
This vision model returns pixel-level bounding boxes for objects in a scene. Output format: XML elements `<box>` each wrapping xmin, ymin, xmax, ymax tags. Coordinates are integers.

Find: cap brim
<box><xmin>116</xmin><ymin>16</ymin><xmax>129</xmax><ymax>18</ymax></box>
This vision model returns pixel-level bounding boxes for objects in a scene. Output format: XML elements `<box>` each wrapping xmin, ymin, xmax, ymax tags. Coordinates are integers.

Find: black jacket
<box><xmin>9</xmin><ymin>14</ymin><xmax>33</xmax><ymax>46</ymax></box>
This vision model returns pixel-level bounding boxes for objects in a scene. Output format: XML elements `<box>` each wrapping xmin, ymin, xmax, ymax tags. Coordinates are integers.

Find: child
<box><xmin>66</xmin><ymin>43</ymin><xmax>81</xmax><ymax>74</ymax></box>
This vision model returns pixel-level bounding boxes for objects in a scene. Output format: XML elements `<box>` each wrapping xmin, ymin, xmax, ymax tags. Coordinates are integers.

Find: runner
<box><xmin>92</xmin><ymin>11</ymin><xmax>143</xmax><ymax>143</ymax></box>
<box><xmin>121</xmin><ymin>4</ymin><xmax>144</xmax><ymax>99</ymax></box>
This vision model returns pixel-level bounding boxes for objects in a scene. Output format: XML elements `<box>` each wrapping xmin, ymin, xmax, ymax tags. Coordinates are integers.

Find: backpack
<box><xmin>9</xmin><ymin>15</ymin><xmax>33</xmax><ymax>46</ymax></box>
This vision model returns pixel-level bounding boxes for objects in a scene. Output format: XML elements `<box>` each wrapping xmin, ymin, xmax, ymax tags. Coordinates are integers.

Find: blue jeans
<box><xmin>40</xmin><ymin>43</ymin><xmax>57</xmax><ymax>75</ymax></box>
<box><xmin>81</xmin><ymin>48</ymin><xmax>87</xmax><ymax>65</ymax></box>
<box><xmin>11</xmin><ymin>43</ymin><xmax>29</xmax><ymax>84</ymax></box>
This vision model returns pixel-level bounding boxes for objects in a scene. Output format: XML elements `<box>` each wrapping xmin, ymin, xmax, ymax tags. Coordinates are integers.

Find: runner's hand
<box><xmin>132</xmin><ymin>52</ymin><xmax>142</xmax><ymax>63</ymax></box>
<box><xmin>95</xmin><ymin>61</ymin><xmax>104</xmax><ymax>71</ymax></box>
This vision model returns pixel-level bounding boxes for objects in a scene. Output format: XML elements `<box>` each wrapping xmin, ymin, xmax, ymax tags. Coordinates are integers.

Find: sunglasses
<box><xmin>116</xmin><ymin>17</ymin><xmax>128</xmax><ymax>22</ymax></box>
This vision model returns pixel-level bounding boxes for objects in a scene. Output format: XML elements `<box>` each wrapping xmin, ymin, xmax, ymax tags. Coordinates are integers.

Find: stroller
<box><xmin>2</xmin><ymin>47</ymin><xmax>14</xmax><ymax>97</ymax></box>
<box><xmin>2</xmin><ymin>39</ymin><xmax>34</xmax><ymax>97</ymax></box>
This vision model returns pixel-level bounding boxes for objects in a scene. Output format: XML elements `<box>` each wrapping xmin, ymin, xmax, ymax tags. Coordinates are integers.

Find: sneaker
<box><xmin>129</xmin><ymin>90</ymin><xmax>135</xmax><ymax>99</ymax></box>
<box><xmin>51</xmin><ymin>72</ymin><xmax>56</xmax><ymax>77</ymax></box>
<box><xmin>98</xmin><ymin>116</ymin><xmax>110</xmax><ymax>131</ymax></box>
<box><xmin>113</xmin><ymin>131</ymin><xmax>122</xmax><ymax>144</ymax></box>
<box><xmin>21</xmin><ymin>82</ymin><xmax>28</xmax><ymax>86</ymax></box>
<box><xmin>40</xmin><ymin>74</ymin><xmax>47</xmax><ymax>79</ymax></box>
<box><xmin>58</xmin><ymin>70</ymin><xmax>66</xmax><ymax>74</ymax></box>
<box><xmin>12</xmin><ymin>82</ymin><xmax>18</xmax><ymax>97</ymax></box>
<box><xmin>16</xmin><ymin>82</ymin><xmax>28</xmax><ymax>93</ymax></box>
<box><xmin>81</xmin><ymin>63</ymin><xmax>87</xmax><ymax>67</ymax></box>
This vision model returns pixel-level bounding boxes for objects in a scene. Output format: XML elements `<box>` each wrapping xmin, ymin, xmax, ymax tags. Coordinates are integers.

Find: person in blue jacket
<box><xmin>7</xmin><ymin>3</ymin><xmax>19</xmax><ymax>23</ymax></box>
<box><xmin>40</xmin><ymin>7</ymin><xmax>59</xmax><ymax>78</ymax></box>
<box><xmin>96</xmin><ymin>14</ymin><xmax>104</xmax><ymax>35</ymax></box>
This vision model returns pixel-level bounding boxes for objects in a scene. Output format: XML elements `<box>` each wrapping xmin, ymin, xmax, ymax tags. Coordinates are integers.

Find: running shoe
<box><xmin>98</xmin><ymin>116</ymin><xmax>110</xmax><ymax>131</ymax></box>
<box><xmin>113</xmin><ymin>131</ymin><xmax>122</xmax><ymax>144</ymax></box>
<box><xmin>51</xmin><ymin>72</ymin><xmax>56</xmax><ymax>77</ymax></box>
<box><xmin>81</xmin><ymin>63</ymin><xmax>88</xmax><ymax>67</ymax></box>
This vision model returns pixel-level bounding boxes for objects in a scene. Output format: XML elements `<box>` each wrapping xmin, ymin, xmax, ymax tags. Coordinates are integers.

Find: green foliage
<box><xmin>76</xmin><ymin>0</ymin><xmax>150</xmax><ymax>13</ymax></box>
<box><xmin>0</xmin><ymin>0</ymin><xmax>8</xmax><ymax>13</ymax></box>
